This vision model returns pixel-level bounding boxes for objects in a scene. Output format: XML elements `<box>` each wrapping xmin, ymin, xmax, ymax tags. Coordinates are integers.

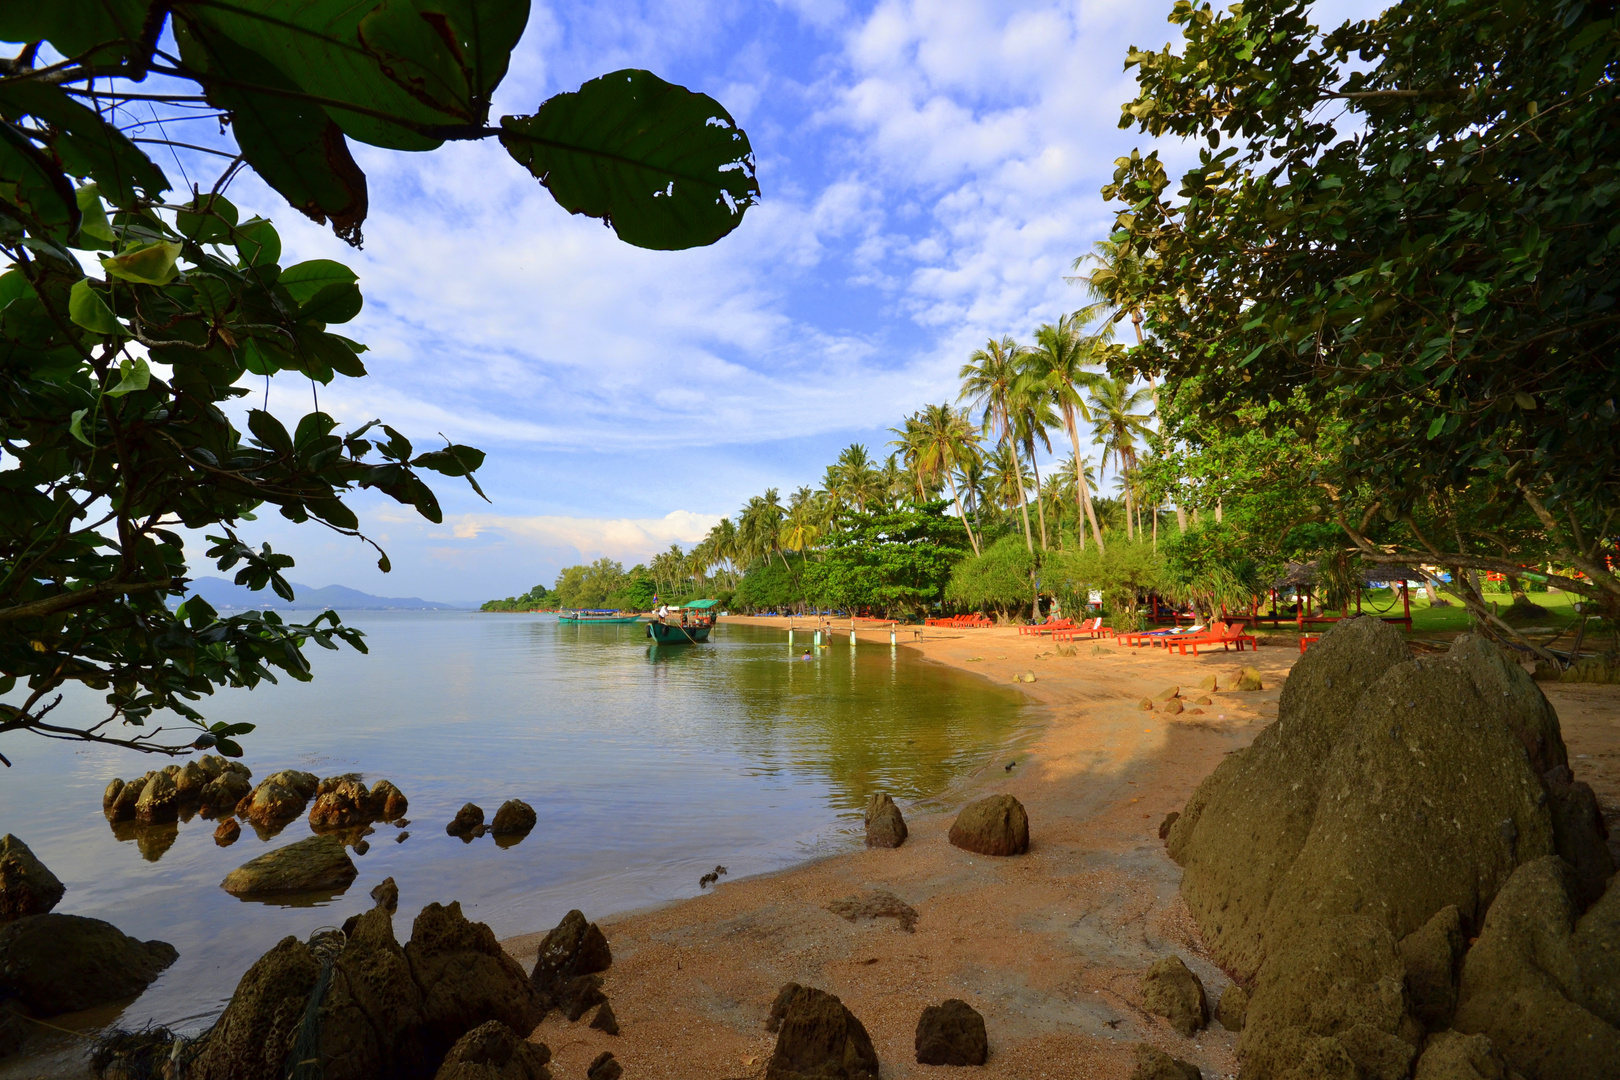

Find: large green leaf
<box><xmin>0</xmin><ymin>80</ymin><xmax>168</xmax><ymax>206</ymax></box>
<box><xmin>0</xmin><ymin>122</ymin><xmax>80</xmax><ymax>239</ymax></box>
<box><xmin>499</xmin><ymin>70</ymin><xmax>759</xmax><ymax>250</ymax></box>
<box><xmin>174</xmin><ymin>19</ymin><xmax>368</xmax><ymax>243</ymax></box>
<box><xmin>280</xmin><ymin>259</ymin><xmax>358</xmax><ymax>303</ymax></box>
<box><xmin>173</xmin><ymin>0</ymin><xmax>527</xmax><ymax>151</ymax></box>
<box><xmin>0</xmin><ymin>0</ymin><xmax>157</xmax><ymax>67</ymax></box>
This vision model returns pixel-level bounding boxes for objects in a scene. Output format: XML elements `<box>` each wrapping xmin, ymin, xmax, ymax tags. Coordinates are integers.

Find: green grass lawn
<box><xmin>1356</xmin><ymin>587</ymin><xmax>1593</xmax><ymax>637</ymax></box>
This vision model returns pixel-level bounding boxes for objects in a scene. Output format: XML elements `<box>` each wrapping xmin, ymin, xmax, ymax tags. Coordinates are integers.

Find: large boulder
<box><xmin>1167</xmin><ymin>616</ymin><xmax>1411</xmax><ymax>980</ymax></box>
<box><xmin>188</xmin><ymin>936</ymin><xmax>322</xmax><ymax>1080</ymax></box>
<box><xmin>197</xmin><ymin>769</ymin><xmax>252</xmax><ymax>818</ymax></box>
<box><xmin>1412</xmin><ymin>1031</ymin><xmax>1510</xmax><ymax>1080</ymax></box>
<box><xmin>1400</xmin><ymin>905</ymin><xmax>1465</xmax><ymax>1030</ymax></box>
<box><xmin>1142</xmin><ymin>955</ymin><xmax>1207</xmax><ymax>1036</ymax></box>
<box><xmin>221</xmin><ymin>835</ymin><xmax>358</xmax><ymax>897</ymax></box>
<box><xmin>0</xmin><ymin>835</ymin><xmax>64</xmax><ymax>921</ymax></box>
<box><xmin>134</xmin><ymin>768</ymin><xmax>180</xmax><ymax>823</ymax></box>
<box><xmin>1571</xmin><ymin>870</ymin><xmax>1620</xmax><ymax>1027</ymax></box>
<box><xmin>914</xmin><ymin>998</ymin><xmax>987</xmax><ymax>1065</ymax></box>
<box><xmin>406</xmin><ymin>902</ymin><xmax>545</xmax><ymax>1064</ymax></box>
<box><xmin>314</xmin><ymin>906</ymin><xmax>430</xmax><ymax>1080</ymax></box>
<box><xmin>765</xmin><ymin>984</ymin><xmax>879</xmax><ymax>1080</ymax></box>
<box><xmin>433</xmin><ymin>1020</ymin><xmax>552</xmax><ymax>1080</ymax></box>
<box><xmin>0</xmin><ymin>913</ymin><xmax>177</xmax><ymax>1016</ymax></box>
<box><xmin>1452</xmin><ymin>857</ymin><xmax>1620</xmax><ymax>1079</ymax></box>
<box><xmin>1541</xmin><ymin>767</ymin><xmax>1616</xmax><ymax>910</ymax></box>
<box><xmin>528</xmin><ymin>909</ymin><xmax>612</xmax><ymax>1015</ymax></box>
<box><xmin>309</xmin><ymin>775</ymin><xmax>376</xmax><ymax>831</ymax></box>
<box><xmin>863</xmin><ymin>793</ymin><xmax>907</xmax><ymax>849</ymax></box>
<box><xmin>947</xmin><ymin>793</ymin><xmax>1028</xmax><ymax>856</ymax></box>
<box><xmin>1216</xmin><ymin>984</ymin><xmax>1248</xmax><ymax>1032</ymax></box>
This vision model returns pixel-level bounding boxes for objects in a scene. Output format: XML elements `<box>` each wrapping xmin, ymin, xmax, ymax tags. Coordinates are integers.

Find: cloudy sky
<box><xmin>182</xmin><ymin>0</ymin><xmax>1378</xmax><ymax>604</ymax></box>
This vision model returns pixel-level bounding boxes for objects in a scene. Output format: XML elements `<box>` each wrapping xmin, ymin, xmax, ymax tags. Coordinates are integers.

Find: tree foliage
<box><xmin>0</xmin><ymin>3</ymin><xmax>758</xmax><ymax>759</ymax></box>
<box><xmin>1101</xmin><ymin>0</ymin><xmax>1620</xmax><ymax>636</ymax></box>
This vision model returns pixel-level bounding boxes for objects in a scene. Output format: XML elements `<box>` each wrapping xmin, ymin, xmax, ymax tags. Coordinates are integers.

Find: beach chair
<box><xmin>1299</xmin><ymin>635</ymin><xmax>1320</xmax><ymax>653</ymax></box>
<box><xmin>1022</xmin><ymin>618</ymin><xmax>1075</xmax><ymax>637</ymax></box>
<box><xmin>1173</xmin><ymin>623</ymin><xmax>1257</xmax><ymax>656</ymax></box>
<box><xmin>1117</xmin><ymin>623</ymin><xmax>1205</xmax><ymax>647</ymax></box>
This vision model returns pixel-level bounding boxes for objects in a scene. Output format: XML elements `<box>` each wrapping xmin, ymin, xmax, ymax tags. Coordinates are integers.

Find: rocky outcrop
<box><xmin>490</xmin><ymin>800</ymin><xmax>536</xmax><ymax>836</ymax></box>
<box><xmin>914</xmin><ymin>998</ymin><xmax>987</xmax><ymax>1066</ymax></box>
<box><xmin>947</xmin><ymin>794</ymin><xmax>1029</xmax><ymax>856</ymax></box>
<box><xmin>1541</xmin><ymin>766</ymin><xmax>1616</xmax><ymax>910</ymax></box>
<box><xmin>188</xmin><ymin>935</ymin><xmax>323</xmax><ymax>1080</ymax></box>
<box><xmin>529</xmin><ymin>909</ymin><xmax>612</xmax><ymax>1017</ymax></box>
<box><xmin>238</xmin><ymin>772</ymin><xmax>317</xmax><ymax>830</ymax></box>
<box><xmin>1412</xmin><ymin>1031</ymin><xmax>1510</xmax><ymax>1080</ymax></box>
<box><xmin>446</xmin><ymin>803</ymin><xmax>485</xmax><ymax>838</ymax></box>
<box><xmin>863</xmin><ymin>793</ymin><xmax>907</xmax><ymax>848</ymax></box>
<box><xmin>0</xmin><ymin>835</ymin><xmax>64</xmax><ymax>921</ymax></box>
<box><xmin>765</xmin><ymin>984</ymin><xmax>879</xmax><ymax>1080</ymax></box>
<box><xmin>1452</xmin><ymin>858</ymin><xmax>1620</xmax><ymax>1079</ymax></box>
<box><xmin>134</xmin><ymin>769</ymin><xmax>180</xmax><ymax>823</ymax></box>
<box><xmin>1130</xmin><ymin>1044</ymin><xmax>1201</xmax><ymax>1080</ymax></box>
<box><xmin>1142</xmin><ymin>955</ymin><xmax>1207</xmax><ymax>1036</ymax></box>
<box><xmin>198</xmin><ymin>769</ymin><xmax>252</xmax><ymax>818</ymax></box>
<box><xmin>372</xmin><ymin>877</ymin><xmax>400</xmax><ymax>914</ymax></box>
<box><xmin>407</xmin><ymin>902</ymin><xmax>545</xmax><ymax>1064</ymax></box>
<box><xmin>308</xmin><ymin>775</ymin><xmax>373</xmax><ymax>830</ymax></box>
<box><xmin>1162</xmin><ymin>622</ymin><xmax>1617</xmax><ymax>1080</ymax></box>
<box><xmin>221</xmin><ymin>835</ymin><xmax>357</xmax><ymax>897</ymax></box>
<box><xmin>174</xmin><ymin>759</ymin><xmax>210</xmax><ymax>799</ymax></box>
<box><xmin>105</xmin><ymin>774</ymin><xmax>146</xmax><ymax>821</ymax></box>
<box><xmin>0</xmin><ymin>914</ymin><xmax>177</xmax><ymax>1016</ymax></box>
<box><xmin>433</xmin><ymin>1020</ymin><xmax>552</xmax><ymax>1080</ymax></box>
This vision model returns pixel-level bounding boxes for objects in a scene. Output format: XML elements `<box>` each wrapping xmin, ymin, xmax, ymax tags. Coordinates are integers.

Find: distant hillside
<box><xmin>183</xmin><ymin>576</ymin><xmax>474</xmax><ymax>611</ymax></box>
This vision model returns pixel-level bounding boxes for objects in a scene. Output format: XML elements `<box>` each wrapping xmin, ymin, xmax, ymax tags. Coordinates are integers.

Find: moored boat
<box><xmin>559</xmin><ymin>609</ymin><xmax>643</xmax><ymax>624</ymax></box>
<box><xmin>646</xmin><ymin>599</ymin><xmax>719</xmax><ymax>644</ymax></box>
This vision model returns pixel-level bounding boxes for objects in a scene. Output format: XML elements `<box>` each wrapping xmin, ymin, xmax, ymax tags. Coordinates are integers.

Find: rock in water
<box><xmin>863</xmin><ymin>793</ymin><xmax>907</xmax><ymax>848</ymax></box>
<box><xmin>1130</xmin><ymin>1044</ymin><xmax>1201</xmax><ymax>1080</ymax></box>
<box><xmin>434</xmin><ymin>1020</ymin><xmax>553</xmax><ymax>1080</ymax></box>
<box><xmin>529</xmin><ymin>909</ymin><xmax>612</xmax><ymax>1012</ymax></box>
<box><xmin>446</xmin><ymin>803</ymin><xmax>485</xmax><ymax>837</ymax></box>
<box><xmin>406</xmin><ymin>902</ymin><xmax>544</xmax><ymax>1065</ymax></box>
<box><xmin>106</xmin><ymin>774</ymin><xmax>147</xmax><ymax>821</ymax></box>
<box><xmin>1411</xmin><ymin>1030</ymin><xmax>1509</xmax><ymax>1080</ymax></box>
<box><xmin>103</xmin><ymin>778</ymin><xmax>125</xmax><ymax>815</ymax></box>
<box><xmin>765</xmin><ymin>985</ymin><xmax>879</xmax><ymax>1080</ymax></box>
<box><xmin>308</xmin><ymin>775</ymin><xmax>375</xmax><ymax>830</ymax></box>
<box><xmin>490</xmin><ymin>799</ymin><xmax>537</xmax><ymax>836</ymax></box>
<box><xmin>197</xmin><ymin>769</ymin><xmax>251</xmax><ymax>818</ymax></box>
<box><xmin>1141</xmin><ymin>955</ymin><xmax>1207</xmax><ymax>1036</ymax></box>
<box><xmin>371</xmin><ymin>779</ymin><xmax>409</xmax><ymax>821</ymax></box>
<box><xmin>134</xmin><ymin>769</ymin><xmax>180</xmax><ymax>823</ymax></box>
<box><xmin>0</xmin><ymin>835</ymin><xmax>64</xmax><ymax>921</ymax></box>
<box><xmin>214</xmin><ymin>819</ymin><xmax>241</xmax><ymax>847</ymax></box>
<box><xmin>220</xmin><ymin>835</ymin><xmax>357</xmax><ymax>897</ymax></box>
<box><xmin>1452</xmin><ymin>857</ymin><xmax>1620</xmax><ymax>1078</ymax></box>
<box><xmin>590</xmin><ymin>1000</ymin><xmax>619</xmax><ymax>1035</ymax></box>
<box><xmin>1215</xmin><ymin>984</ymin><xmax>1247</xmax><ymax>1032</ymax></box>
<box><xmin>174</xmin><ymin>760</ymin><xmax>210</xmax><ymax>799</ymax></box>
<box><xmin>913</xmin><ymin>998</ymin><xmax>987</xmax><ymax>1066</ymax></box>
<box><xmin>585</xmin><ymin>1051</ymin><xmax>621</xmax><ymax>1080</ymax></box>
<box><xmin>239</xmin><ymin>779</ymin><xmax>309</xmax><ymax>830</ymax></box>
<box><xmin>947</xmin><ymin>794</ymin><xmax>1029</xmax><ymax>856</ymax></box>
<box><xmin>264</xmin><ymin>769</ymin><xmax>319</xmax><ymax>800</ymax></box>
<box><xmin>0</xmin><ymin>914</ymin><xmax>177</xmax><ymax>1015</ymax></box>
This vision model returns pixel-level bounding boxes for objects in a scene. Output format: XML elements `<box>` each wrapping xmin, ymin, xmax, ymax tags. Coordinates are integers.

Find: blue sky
<box><xmin>164</xmin><ymin>0</ymin><xmax>1380</xmax><ymax>603</ymax></box>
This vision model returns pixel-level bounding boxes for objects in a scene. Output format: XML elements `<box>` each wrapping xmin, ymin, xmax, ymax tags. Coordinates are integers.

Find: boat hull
<box><xmin>647</xmin><ymin>621</ymin><xmax>711</xmax><ymax>644</ymax></box>
<box><xmin>559</xmin><ymin>614</ymin><xmax>642</xmax><ymax>624</ymax></box>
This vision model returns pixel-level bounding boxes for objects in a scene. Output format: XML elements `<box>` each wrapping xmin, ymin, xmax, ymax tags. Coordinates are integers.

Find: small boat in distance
<box><xmin>558</xmin><ymin>609</ymin><xmax>643</xmax><ymax>624</ymax></box>
<box><xmin>647</xmin><ymin>599</ymin><xmax>719</xmax><ymax>644</ymax></box>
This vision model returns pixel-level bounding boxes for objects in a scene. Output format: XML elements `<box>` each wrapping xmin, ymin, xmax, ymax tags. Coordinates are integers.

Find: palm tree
<box><xmin>781</xmin><ymin>486</ymin><xmax>825</xmax><ymax>554</ymax></box>
<box><xmin>960</xmin><ymin>336</ymin><xmax>1035</xmax><ymax>555</ymax></box>
<box><xmin>1026</xmin><ymin>308</ymin><xmax>1111</xmax><ymax>552</ymax></box>
<box><xmin>1070</xmin><ymin>237</ymin><xmax>1151</xmax><ymax>349</ymax></box>
<box><xmin>737</xmin><ymin>489</ymin><xmax>786</xmax><ymax>568</ymax></box>
<box><xmin>1010</xmin><ymin>376</ymin><xmax>1060</xmax><ymax>550</ymax></box>
<box><xmin>890</xmin><ymin>404</ymin><xmax>983</xmax><ymax>554</ymax></box>
<box><xmin>1088</xmin><ymin>376</ymin><xmax>1155</xmax><ymax>540</ymax></box>
<box><xmin>984</xmin><ymin>442</ymin><xmax>1029</xmax><ymax>518</ymax></box>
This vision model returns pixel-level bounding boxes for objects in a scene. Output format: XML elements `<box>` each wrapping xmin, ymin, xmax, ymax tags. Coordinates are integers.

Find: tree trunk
<box><xmin>1030</xmin><ymin>454</ymin><xmax>1048</xmax><ymax>550</ymax></box>
<box><xmin>1175</xmin><ymin>504</ymin><xmax>1187</xmax><ymax>532</ymax></box>
<box><xmin>946</xmin><ymin>472</ymin><xmax>981</xmax><ymax>556</ymax></box>
<box><xmin>1063</xmin><ymin>407</ymin><xmax>1105</xmax><ymax>553</ymax></box>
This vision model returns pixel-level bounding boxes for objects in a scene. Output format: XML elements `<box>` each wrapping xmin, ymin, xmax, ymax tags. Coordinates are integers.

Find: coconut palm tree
<box><xmin>960</xmin><ymin>336</ymin><xmax>1035</xmax><ymax>555</ymax></box>
<box><xmin>781</xmin><ymin>486</ymin><xmax>826</xmax><ymax>555</ymax></box>
<box><xmin>1010</xmin><ymin>377</ymin><xmax>1060</xmax><ymax>550</ymax></box>
<box><xmin>890</xmin><ymin>403</ymin><xmax>984</xmax><ymax>555</ymax></box>
<box><xmin>1088</xmin><ymin>376</ymin><xmax>1155</xmax><ymax>540</ymax></box>
<box><xmin>1026</xmin><ymin>308</ymin><xmax>1111</xmax><ymax>552</ymax></box>
<box><xmin>1070</xmin><ymin>237</ymin><xmax>1151</xmax><ymax>349</ymax></box>
<box><xmin>737</xmin><ymin>489</ymin><xmax>786</xmax><ymax>568</ymax></box>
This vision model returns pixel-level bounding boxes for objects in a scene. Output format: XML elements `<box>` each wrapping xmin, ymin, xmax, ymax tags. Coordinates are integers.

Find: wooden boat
<box><xmin>558</xmin><ymin>609</ymin><xmax>642</xmax><ymax>624</ymax></box>
<box><xmin>646</xmin><ymin>599</ymin><xmax>719</xmax><ymax>644</ymax></box>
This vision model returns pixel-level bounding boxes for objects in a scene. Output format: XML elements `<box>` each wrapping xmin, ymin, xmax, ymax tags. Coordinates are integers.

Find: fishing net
<box><xmin>283</xmin><ymin>927</ymin><xmax>347</xmax><ymax>1080</ymax></box>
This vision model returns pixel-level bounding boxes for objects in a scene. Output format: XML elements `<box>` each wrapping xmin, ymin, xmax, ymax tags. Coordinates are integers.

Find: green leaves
<box><xmin>281</xmin><ymin>259</ymin><xmax>358</xmax><ymax>302</ymax></box>
<box><xmin>102</xmin><ymin>239</ymin><xmax>182</xmax><ymax>285</ymax></box>
<box><xmin>0</xmin><ymin>80</ymin><xmax>168</xmax><ymax>207</ymax></box>
<box><xmin>501</xmin><ymin>70</ymin><xmax>759</xmax><ymax>250</ymax></box>
<box><xmin>68</xmin><ymin>279</ymin><xmax>121</xmax><ymax>334</ymax></box>
<box><xmin>0</xmin><ymin>121</ymin><xmax>80</xmax><ymax>239</ymax></box>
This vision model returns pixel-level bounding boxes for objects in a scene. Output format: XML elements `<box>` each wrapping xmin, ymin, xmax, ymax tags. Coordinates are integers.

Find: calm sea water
<box><xmin>1</xmin><ymin>614</ymin><xmax>1033</xmax><ymax>1054</ymax></box>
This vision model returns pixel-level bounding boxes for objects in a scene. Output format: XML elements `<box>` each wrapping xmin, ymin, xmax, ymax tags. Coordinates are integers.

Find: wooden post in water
<box><xmin>814</xmin><ymin>629</ymin><xmax>822</xmax><ymax>648</ymax></box>
<box><xmin>788</xmin><ymin>622</ymin><xmax>794</xmax><ymax>648</ymax></box>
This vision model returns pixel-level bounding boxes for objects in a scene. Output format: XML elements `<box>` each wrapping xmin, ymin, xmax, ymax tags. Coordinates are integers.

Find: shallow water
<box><xmin>0</xmin><ymin>614</ymin><xmax>1033</xmax><ymax>1047</ymax></box>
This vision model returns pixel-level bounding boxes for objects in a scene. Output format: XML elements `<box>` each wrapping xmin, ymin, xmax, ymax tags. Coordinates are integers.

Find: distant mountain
<box><xmin>182</xmin><ymin>576</ymin><xmax>474</xmax><ymax>611</ymax></box>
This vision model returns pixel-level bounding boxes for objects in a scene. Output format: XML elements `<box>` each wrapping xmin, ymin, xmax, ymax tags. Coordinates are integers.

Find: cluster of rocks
<box><xmin>0</xmin><ymin>834</ymin><xmax>179</xmax><ymax>1059</ymax></box>
<box><xmin>861</xmin><ymin>790</ymin><xmax>1030</xmax><ymax>859</ymax></box>
<box><xmin>103</xmin><ymin>754</ymin><xmax>253</xmax><ymax>825</ymax></box>
<box><xmin>446</xmin><ymin>799</ymin><xmax>537</xmax><ymax>845</ymax></box>
<box><xmin>764</xmin><ymin>982</ymin><xmax>987</xmax><ymax>1075</ymax></box>
<box><xmin>1158</xmin><ymin>617</ymin><xmax>1618</xmax><ymax>1078</ymax></box>
<box><xmin>1139</xmin><ymin>681</ymin><xmax>1224</xmax><ymax>716</ymax></box>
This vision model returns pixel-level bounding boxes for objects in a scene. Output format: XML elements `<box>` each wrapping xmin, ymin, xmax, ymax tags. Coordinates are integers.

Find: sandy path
<box><xmin>503</xmin><ymin>618</ymin><xmax>1620</xmax><ymax>1080</ymax></box>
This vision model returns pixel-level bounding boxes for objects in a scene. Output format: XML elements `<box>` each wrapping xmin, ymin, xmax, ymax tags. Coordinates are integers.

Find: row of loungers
<box><xmin>1047</xmin><ymin>618</ymin><xmax>1256</xmax><ymax>655</ymax></box>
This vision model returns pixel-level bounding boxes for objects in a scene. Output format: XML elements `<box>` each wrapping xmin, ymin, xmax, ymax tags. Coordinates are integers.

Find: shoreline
<box><xmin>500</xmin><ymin>618</ymin><xmax>1620</xmax><ymax>1078</ymax></box>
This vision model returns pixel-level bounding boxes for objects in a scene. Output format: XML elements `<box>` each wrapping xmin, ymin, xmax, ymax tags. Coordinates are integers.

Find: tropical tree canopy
<box><xmin>0</xmin><ymin>3</ymin><xmax>758</xmax><ymax>759</ymax></box>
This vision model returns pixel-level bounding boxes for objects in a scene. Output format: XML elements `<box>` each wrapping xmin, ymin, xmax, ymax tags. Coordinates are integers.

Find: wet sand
<box><xmin>503</xmin><ymin>618</ymin><xmax>1620</xmax><ymax>1080</ymax></box>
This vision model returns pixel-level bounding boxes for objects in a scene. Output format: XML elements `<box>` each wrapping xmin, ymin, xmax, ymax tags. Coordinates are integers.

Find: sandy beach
<box><xmin>503</xmin><ymin>618</ymin><xmax>1620</xmax><ymax>1080</ymax></box>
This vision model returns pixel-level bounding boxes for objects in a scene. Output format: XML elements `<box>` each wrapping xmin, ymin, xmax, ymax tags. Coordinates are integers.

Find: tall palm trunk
<box><xmin>1010</xmin><ymin>440</ymin><xmax>1034</xmax><ymax>553</ymax></box>
<box><xmin>1118</xmin><ymin>449</ymin><xmax>1135</xmax><ymax>541</ymax></box>
<box><xmin>946</xmin><ymin>472</ymin><xmax>981</xmax><ymax>556</ymax></box>
<box><xmin>1030</xmin><ymin>453</ymin><xmax>1048</xmax><ymax>551</ymax></box>
<box><xmin>1062</xmin><ymin>406</ymin><xmax>1105</xmax><ymax>553</ymax></box>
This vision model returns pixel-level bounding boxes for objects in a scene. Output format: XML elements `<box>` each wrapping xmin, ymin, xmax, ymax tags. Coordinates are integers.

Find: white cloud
<box><xmin>442</xmin><ymin>510</ymin><xmax>721</xmax><ymax>561</ymax></box>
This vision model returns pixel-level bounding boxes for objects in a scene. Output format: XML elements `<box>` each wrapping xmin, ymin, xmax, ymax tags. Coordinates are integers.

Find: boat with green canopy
<box><xmin>558</xmin><ymin>609</ymin><xmax>642</xmax><ymax>624</ymax></box>
<box><xmin>647</xmin><ymin>599</ymin><xmax>719</xmax><ymax>643</ymax></box>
